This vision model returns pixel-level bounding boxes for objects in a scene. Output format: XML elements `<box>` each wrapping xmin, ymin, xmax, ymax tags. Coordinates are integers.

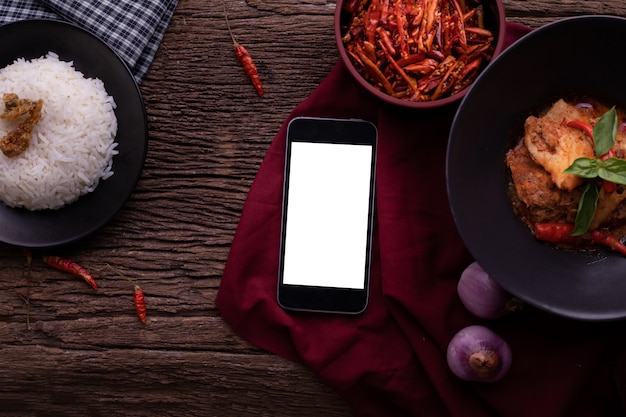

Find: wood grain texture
<box><xmin>504</xmin><ymin>0</ymin><xmax>626</xmax><ymax>27</ymax></box>
<box><xmin>1</xmin><ymin>1</ymin><xmax>625</xmax><ymax>415</ymax></box>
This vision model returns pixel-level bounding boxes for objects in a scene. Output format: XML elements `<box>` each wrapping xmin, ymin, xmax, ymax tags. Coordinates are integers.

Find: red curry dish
<box><xmin>506</xmin><ymin>98</ymin><xmax>626</xmax><ymax>255</ymax></box>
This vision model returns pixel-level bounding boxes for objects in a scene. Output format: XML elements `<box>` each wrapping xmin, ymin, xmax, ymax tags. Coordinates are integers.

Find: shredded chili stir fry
<box><xmin>340</xmin><ymin>0</ymin><xmax>495</xmax><ymax>102</ymax></box>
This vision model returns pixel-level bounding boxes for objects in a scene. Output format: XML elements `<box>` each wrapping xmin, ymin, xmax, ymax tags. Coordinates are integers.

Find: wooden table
<box><xmin>1</xmin><ymin>1</ymin><xmax>626</xmax><ymax>415</ymax></box>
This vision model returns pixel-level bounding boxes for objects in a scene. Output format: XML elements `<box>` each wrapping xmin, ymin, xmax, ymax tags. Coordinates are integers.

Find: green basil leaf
<box><xmin>571</xmin><ymin>182</ymin><xmax>599</xmax><ymax>236</ymax></box>
<box><xmin>593</xmin><ymin>106</ymin><xmax>618</xmax><ymax>156</ymax></box>
<box><xmin>598</xmin><ymin>157</ymin><xmax>626</xmax><ymax>185</ymax></box>
<box><xmin>563</xmin><ymin>157</ymin><xmax>600</xmax><ymax>178</ymax></box>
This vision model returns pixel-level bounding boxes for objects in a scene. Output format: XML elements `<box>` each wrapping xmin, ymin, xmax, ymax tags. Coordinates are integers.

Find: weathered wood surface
<box><xmin>1</xmin><ymin>1</ymin><xmax>625</xmax><ymax>415</ymax></box>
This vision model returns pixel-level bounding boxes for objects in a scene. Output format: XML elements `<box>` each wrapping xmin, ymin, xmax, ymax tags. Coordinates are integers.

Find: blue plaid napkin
<box><xmin>0</xmin><ymin>0</ymin><xmax>179</xmax><ymax>83</ymax></box>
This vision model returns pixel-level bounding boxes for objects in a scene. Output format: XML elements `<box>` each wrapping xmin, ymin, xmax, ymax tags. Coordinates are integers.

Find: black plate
<box><xmin>0</xmin><ymin>19</ymin><xmax>147</xmax><ymax>248</ymax></box>
<box><xmin>447</xmin><ymin>16</ymin><xmax>626</xmax><ymax>321</ymax></box>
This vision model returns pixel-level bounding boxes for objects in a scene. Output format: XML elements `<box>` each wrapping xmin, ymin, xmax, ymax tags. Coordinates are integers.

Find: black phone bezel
<box><xmin>277</xmin><ymin>117</ymin><xmax>377</xmax><ymax>314</ymax></box>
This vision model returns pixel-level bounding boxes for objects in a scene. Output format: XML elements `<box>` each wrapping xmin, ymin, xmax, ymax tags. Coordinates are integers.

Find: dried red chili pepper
<box><xmin>355</xmin><ymin>47</ymin><xmax>395</xmax><ymax>95</ymax></box>
<box><xmin>393</xmin><ymin>0</ymin><xmax>409</xmax><ymax>58</ymax></box>
<box><xmin>603</xmin><ymin>181</ymin><xmax>617</xmax><ymax>193</ymax></box>
<box><xmin>43</xmin><ymin>255</ymin><xmax>97</xmax><ymax>290</ymax></box>
<box><xmin>100</xmin><ymin>263</ymin><xmax>148</xmax><ymax>325</ymax></box>
<box><xmin>562</xmin><ymin>118</ymin><xmax>594</xmax><ymax>144</ymax></box>
<box><xmin>600</xmin><ymin>148</ymin><xmax>616</xmax><ymax>161</ymax></box>
<box><xmin>133</xmin><ymin>284</ymin><xmax>147</xmax><ymax>325</ymax></box>
<box><xmin>600</xmin><ymin>149</ymin><xmax>618</xmax><ymax>193</ymax></box>
<box><xmin>224</xmin><ymin>8</ymin><xmax>263</xmax><ymax>97</ymax></box>
<box><xmin>533</xmin><ymin>223</ymin><xmax>579</xmax><ymax>244</ymax></box>
<box><xmin>590</xmin><ymin>229</ymin><xmax>626</xmax><ymax>256</ymax></box>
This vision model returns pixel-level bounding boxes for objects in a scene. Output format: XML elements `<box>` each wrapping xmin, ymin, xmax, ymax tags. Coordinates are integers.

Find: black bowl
<box><xmin>0</xmin><ymin>19</ymin><xmax>147</xmax><ymax>248</ymax></box>
<box><xmin>447</xmin><ymin>15</ymin><xmax>626</xmax><ymax>321</ymax></box>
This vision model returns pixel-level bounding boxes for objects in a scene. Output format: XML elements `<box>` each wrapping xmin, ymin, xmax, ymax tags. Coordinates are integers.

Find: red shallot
<box><xmin>446</xmin><ymin>325</ymin><xmax>512</xmax><ymax>383</ymax></box>
<box><xmin>457</xmin><ymin>261</ymin><xmax>523</xmax><ymax>319</ymax></box>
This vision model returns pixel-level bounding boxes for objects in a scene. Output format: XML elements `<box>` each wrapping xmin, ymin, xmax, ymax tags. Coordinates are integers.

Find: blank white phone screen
<box><xmin>282</xmin><ymin>141</ymin><xmax>373</xmax><ymax>289</ymax></box>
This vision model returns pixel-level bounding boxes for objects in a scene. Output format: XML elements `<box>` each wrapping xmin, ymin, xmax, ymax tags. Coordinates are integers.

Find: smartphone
<box><xmin>277</xmin><ymin>117</ymin><xmax>377</xmax><ymax>314</ymax></box>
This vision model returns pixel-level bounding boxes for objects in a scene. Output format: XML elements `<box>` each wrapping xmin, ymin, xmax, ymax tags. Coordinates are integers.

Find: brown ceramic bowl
<box><xmin>334</xmin><ymin>0</ymin><xmax>507</xmax><ymax>109</ymax></box>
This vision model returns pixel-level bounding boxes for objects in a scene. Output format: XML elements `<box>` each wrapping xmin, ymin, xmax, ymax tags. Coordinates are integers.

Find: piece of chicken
<box><xmin>523</xmin><ymin>99</ymin><xmax>595</xmax><ymax>191</ymax></box>
<box><xmin>506</xmin><ymin>141</ymin><xmax>581</xmax><ymax>224</ymax></box>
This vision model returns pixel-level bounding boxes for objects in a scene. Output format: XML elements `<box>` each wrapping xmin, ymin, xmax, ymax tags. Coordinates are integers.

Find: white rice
<box><xmin>0</xmin><ymin>52</ymin><xmax>118</xmax><ymax>210</ymax></box>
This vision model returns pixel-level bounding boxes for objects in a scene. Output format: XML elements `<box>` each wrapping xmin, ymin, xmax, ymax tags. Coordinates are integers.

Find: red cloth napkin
<box><xmin>216</xmin><ymin>22</ymin><xmax>626</xmax><ymax>417</ymax></box>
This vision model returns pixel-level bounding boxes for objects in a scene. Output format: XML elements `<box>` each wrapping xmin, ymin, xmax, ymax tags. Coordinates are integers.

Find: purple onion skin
<box><xmin>457</xmin><ymin>262</ymin><xmax>523</xmax><ymax>319</ymax></box>
<box><xmin>446</xmin><ymin>325</ymin><xmax>512</xmax><ymax>383</ymax></box>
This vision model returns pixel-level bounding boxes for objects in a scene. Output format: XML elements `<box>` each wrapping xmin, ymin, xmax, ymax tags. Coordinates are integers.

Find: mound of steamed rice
<box><xmin>0</xmin><ymin>52</ymin><xmax>118</xmax><ymax>210</ymax></box>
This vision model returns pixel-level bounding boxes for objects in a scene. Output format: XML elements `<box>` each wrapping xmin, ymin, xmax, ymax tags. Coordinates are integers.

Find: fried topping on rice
<box><xmin>0</xmin><ymin>93</ymin><xmax>43</xmax><ymax>157</ymax></box>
